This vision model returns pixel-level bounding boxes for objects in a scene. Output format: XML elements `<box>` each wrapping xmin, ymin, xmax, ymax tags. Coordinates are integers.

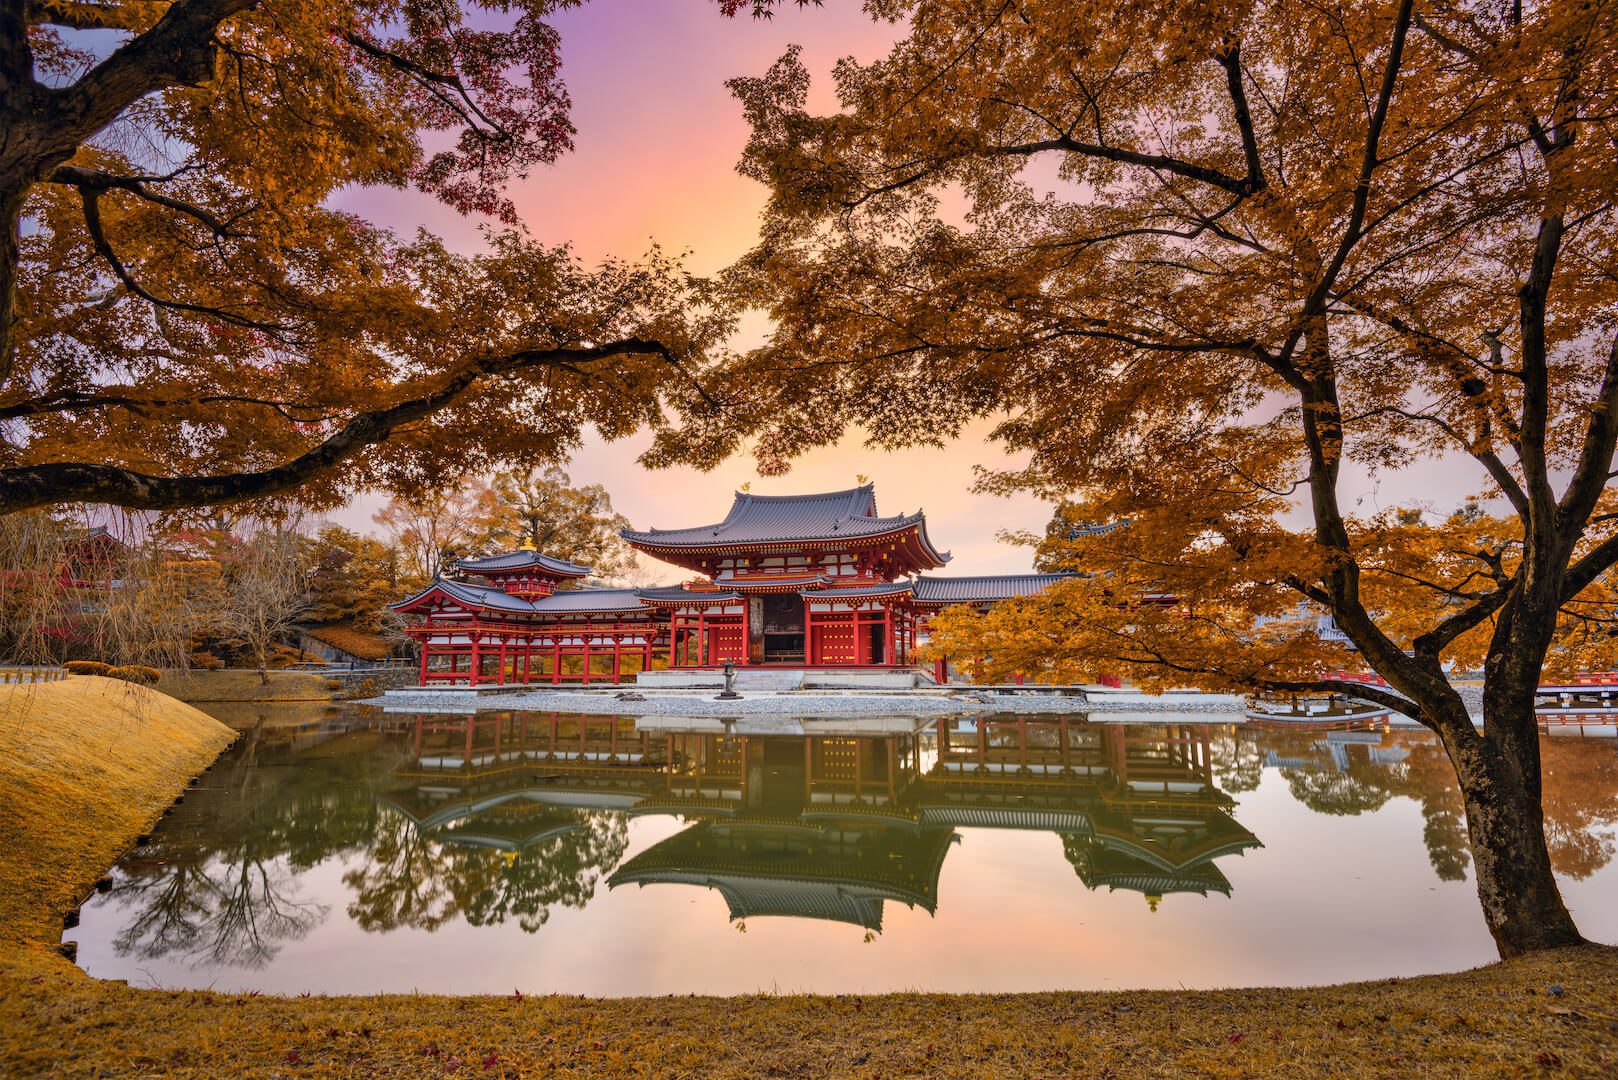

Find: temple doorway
<box><xmin>761</xmin><ymin>593</ymin><xmax>805</xmax><ymax>663</ymax></box>
<box><xmin>866</xmin><ymin>620</ymin><xmax>886</xmax><ymax>665</ymax></box>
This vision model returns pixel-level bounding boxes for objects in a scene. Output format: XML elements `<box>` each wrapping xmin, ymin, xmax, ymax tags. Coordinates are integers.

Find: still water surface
<box><xmin>67</xmin><ymin>707</ymin><xmax>1618</xmax><ymax>995</ymax></box>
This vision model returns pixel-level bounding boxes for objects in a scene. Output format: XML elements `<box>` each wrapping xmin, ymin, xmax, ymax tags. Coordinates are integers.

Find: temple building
<box><xmin>391</xmin><ymin>483</ymin><xmax>1075</xmax><ymax>686</ymax></box>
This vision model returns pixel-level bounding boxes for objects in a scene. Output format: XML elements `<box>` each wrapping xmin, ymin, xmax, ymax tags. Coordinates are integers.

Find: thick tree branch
<box><xmin>76</xmin><ymin>184</ymin><xmax>293</xmax><ymax>335</ymax></box>
<box><xmin>1412</xmin><ymin>582</ymin><xmax>1514</xmax><ymax>661</ymax></box>
<box><xmin>1562</xmin><ymin>534</ymin><xmax>1618</xmax><ymax>604</ymax></box>
<box><xmin>1556</xmin><ymin>331</ymin><xmax>1618</xmax><ymax>540</ymax></box>
<box><xmin>0</xmin><ymin>338</ymin><xmax>674</xmax><ymax>514</ymax></box>
<box><xmin>49</xmin><ymin>0</ymin><xmax>259</xmax><ymax>151</ymax></box>
<box><xmin>1216</xmin><ymin>44</ymin><xmax>1266</xmax><ymax>192</ymax></box>
<box><xmin>1258</xmin><ymin>678</ymin><xmax>1425</xmax><ymax>721</ymax></box>
<box><xmin>991</xmin><ymin>137</ymin><xmax>1252</xmax><ymax>195</ymax></box>
<box><xmin>49</xmin><ymin>164</ymin><xmax>239</xmax><ymax>236</ymax></box>
<box><xmin>0</xmin><ymin>388</ymin><xmax>340</xmax><ymax>423</ymax></box>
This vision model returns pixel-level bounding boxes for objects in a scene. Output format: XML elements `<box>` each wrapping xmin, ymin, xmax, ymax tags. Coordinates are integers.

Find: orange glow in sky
<box><xmin>328</xmin><ymin>1</ymin><xmax>1484</xmax><ymax>577</ymax></box>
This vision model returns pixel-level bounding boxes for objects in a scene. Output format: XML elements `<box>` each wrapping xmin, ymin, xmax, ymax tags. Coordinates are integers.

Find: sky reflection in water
<box><xmin>66</xmin><ymin>708</ymin><xmax>1618</xmax><ymax>996</ymax></box>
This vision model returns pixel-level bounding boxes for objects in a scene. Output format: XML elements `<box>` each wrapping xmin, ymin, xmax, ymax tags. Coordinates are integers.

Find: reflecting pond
<box><xmin>66</xmin><ymin>708</ymin><xmax>1618</xmax><ymax>995</ymax></box>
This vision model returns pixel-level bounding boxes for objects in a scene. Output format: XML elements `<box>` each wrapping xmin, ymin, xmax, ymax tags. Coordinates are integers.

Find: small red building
<box><xmin>391</xmin><ymin>484</ymin><xmax>1075</xmax><ymax>685</ymax></box>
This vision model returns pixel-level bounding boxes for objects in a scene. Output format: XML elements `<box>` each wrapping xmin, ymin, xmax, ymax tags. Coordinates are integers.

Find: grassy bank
<box><xmin>155</xmin><ymin>668</ymin><xmax>336</xmax><ymax>703</ymax></box>
<box><xmin>1</xmin><ymin>678</ymin><xmax>1615</xmax><ymax>1077</ymax></box>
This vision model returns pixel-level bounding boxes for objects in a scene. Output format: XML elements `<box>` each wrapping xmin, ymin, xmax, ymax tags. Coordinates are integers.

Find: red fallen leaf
<box><xmin>1227</xmin><ymin>1033</ymin><xmax>1244</xmax><ymax>1045</ymax></box>
<box><xmin>483</xmin><ymin>1051</ymin><xmax>499</xmax><ymax>1069</ymax></box>
<box><xmin>423</xmin><ymin>1044</ymin><xmax>441</xmax><ymax>1056</ymax></box>
<box><xmin>591</xmin><ymin>1040</ymin><xmax>607</xmax><ymax>1050</ymax></box>
<box><xmin>447</xmin><ymin>1055</ymin><xmax>461</xmax><ymax>1072</ymax></box>
<box><xmin>1335</xmin><ymin>1019</ymin><xmax>1352</xmax><ymax>1031</ymax></box>
<box><xmin>1537</xmin><ymin>1050</ymin><xmax>1562</xmax><ymax>1068</ymax></box>
<box><xmin>299</xmin><ymin>992</ymin><xmax>311</xmax><ymax>999</ymax></box>
<box><xmin>512</xmin><ymin>988</ymin><xmax>523</xmax><ymax>1001</ymax></box>
<box><xmin>284</xmin><ymin>1051</ymin><xmax>301</xmax><ymax>1064</ymax></box>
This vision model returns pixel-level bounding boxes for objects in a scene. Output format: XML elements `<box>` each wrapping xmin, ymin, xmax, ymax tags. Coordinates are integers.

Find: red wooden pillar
<box><xmin>414</xmin><ymin>717</ymin><xmax>424</xmax><ymax>759</ymax></box>
<box><xmin>523</xmin><ymin>639</ymin><xmax>533</xmax><ymax>684</ymax></box>
<box><xmin>552</xmin><ymin>639</ymin><xmax>562</xmax><ymax>684</ymax></box>
<box><xmin>739</xmin><ymin>602</ymin><xmax>750</xmax><ymax>666</ymax></box>
<box><xmin>498</xmin><ymin>636</ymin><xmax>509</xmax><ymax>686</ymax></box>
<box><xmin>611</xmin><ymin>636</ymin><xmax>622</xmax><ymax>684</ymax></box>
<box><xmin>582</xmin><ymin>638</ymin><xmax>592</xmax><ymax>685</ymax></box>
<box><xmin>469</xmin><ymin>635</ymin><xmax>481</xmax><ymax>687</ymax></box>
<box><xmin>418</xmin><ymin>636</ymin><xmax>430</xmax><ymax>686</ymax></box>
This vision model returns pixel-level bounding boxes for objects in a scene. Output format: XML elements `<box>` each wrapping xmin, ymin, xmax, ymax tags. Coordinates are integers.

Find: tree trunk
<box><xmin>0</xmin><ymin>180</ymin><xmax>24</xmax><ymax>386</ymax></box>
<box><xmin>256</xmin><ymin>643</ymin><xmax>270</xmax><ymax>686</ymax></box>
<box><xmin>1443</xmin><ymin>710</ymin><xmax>1584</xmax><ymax>957</ymax></box>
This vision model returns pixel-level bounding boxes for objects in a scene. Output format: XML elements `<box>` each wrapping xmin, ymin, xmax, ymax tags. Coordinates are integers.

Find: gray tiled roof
<box><xmin>912</xmin><ymin>574</ymin><xmax>1079</xmax><ymax>605</ymax></box>
<box><xmin>635</xmin><ymin>585</ymin><xmax>743</xmax><ymax>605</ymax></box>
<box><xmin>800</xmin><ymin>581</ymin><xmax>915</xmax><ymax>600</ymax></box>
<box><xmin>455</xmin><ymin>550</ymin><xmax>592</xmax><ymax>576</ymax></box>
<box><xmin>621</xmin><ymin>484</ymin><xmax>949</xmax><ymax>560</ymax></box>
<box><xmin>390</xmin><ymin>577</ymin><xmax>539</xmax><ymax>613</ymax></box>
<box><xmin>529</xmin><ymin>588</ymin><xmax>649</xmax><ymax>614</ymax></box>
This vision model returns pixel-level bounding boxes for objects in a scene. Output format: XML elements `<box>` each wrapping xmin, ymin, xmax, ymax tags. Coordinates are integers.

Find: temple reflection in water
<box><xmin>384</xmin><ymin>714</ymin><xmax>1262</xmax><ymax>930</ymax></box>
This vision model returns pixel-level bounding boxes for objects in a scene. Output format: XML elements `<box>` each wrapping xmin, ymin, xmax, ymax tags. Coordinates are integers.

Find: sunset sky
<box><xmin>328</xmin><ymin>1</ymin><xmax>1478</xmax><ymax>582</ymax></box>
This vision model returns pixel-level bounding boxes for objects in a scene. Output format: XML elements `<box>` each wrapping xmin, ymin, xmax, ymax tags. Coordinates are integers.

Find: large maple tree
<box><xmin>694</xmin><ymin>0</ymin><xmax>1618</xmax><ymax>955</ymax></box>
<box><xmin>1</xmin><ymin>1</ymin><xmax>728</xmax><ymax>515</ymax></box>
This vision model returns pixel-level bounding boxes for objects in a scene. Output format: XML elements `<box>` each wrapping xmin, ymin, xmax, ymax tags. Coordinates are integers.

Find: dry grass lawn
<box><xmin>1</xmin><ymin>676</ymin><xmax>1615</xmax><ymax>1077</ymax></box>
<box><xmin>154</xmin><ymin>668</ymin><xmax>336</xmax><ymax>702</ymax></box>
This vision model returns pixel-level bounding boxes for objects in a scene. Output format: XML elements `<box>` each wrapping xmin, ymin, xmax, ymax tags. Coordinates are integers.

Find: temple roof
<box><xmin>912</xmin><ymin>573</ymin><xmax>1079</xmax><ymax>605</ymax></box>
<box><xmin>531</xmin><ymin>588</ymin><xmax>647</xmax><ymax>613</ymax></box>
<box><xmin>390</xmin><ymin>576</ymin><xmax>539</xmax><ymax>614</ymax></box>
<box><xmin>455</xmin><ymin>550</ymin><xmax>592</xmax><ymax>577</ymax></box>
<box><xmin>606</xmin><ymin>820</ymin><xmax>953</xmax><ymax>925</ymax></box>
<box><xmin>390</xmin><ymin>577</ymin><xmax>653</xmax><ymax>616</ymax></box>
<box><xmin>635</xmin><ymin>585</ymin><xmax>743</xmax><ymax>606</ymax></box>
<box><xmin>621</xmin><ymin>484</ymin><xmax>950</xmax><ymax>564</ymax></box>
<box><xmin>801</xmin><ymin>581</ymin><xmax>916</xmax><ymax>600</ymax></box>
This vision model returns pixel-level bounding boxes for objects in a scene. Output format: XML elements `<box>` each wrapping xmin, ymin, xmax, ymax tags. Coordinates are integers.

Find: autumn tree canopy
<box><xmin>481</xmin><ymin>466</ymin><xmax>636</xmax><ymax>580</ymax></box>
<box><xmin>696</xmin><ymin>0</ymin><xmax>1618</xmax><ymax>956</ymax></box>
<box><xmin>373</xmin><ymin>467</ymin><xmax>635</xmax><ymax>586</ymax></box>
<box><xmin>2</xmin><ymin>1</ymin><xmax>730</xmax><ymax>516</ymax></box>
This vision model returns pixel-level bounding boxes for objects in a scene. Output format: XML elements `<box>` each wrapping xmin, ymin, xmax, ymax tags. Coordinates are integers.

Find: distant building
<box><xmin>390</xmin><ymin>484</ymin><xmax>1077</xmax><ymax>685</ymax></box>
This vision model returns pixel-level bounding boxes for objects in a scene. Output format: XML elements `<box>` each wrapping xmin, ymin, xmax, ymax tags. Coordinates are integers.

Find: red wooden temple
<box><xmin>391</xmin><ymin>484</ymin><xmax>1075</xmax><ymax>685</ymax></box>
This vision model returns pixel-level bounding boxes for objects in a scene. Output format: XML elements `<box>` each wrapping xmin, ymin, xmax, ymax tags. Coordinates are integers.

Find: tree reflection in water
<box><xmin>343</xmin><ymin>809</ymin><xmax>627</xmax><ymax>934</ymax></box>
<box><xmin>87</xmin><ymin>708</ymin><xmax>1618</xmax><ymax>977</ymax></box>
<box><xmin>106</xmin><ymin>714</ymin><xmax>367</xmax><ymax>967</ymax></box>
<box><xmin>1238</xmin><ymin>723</ymin><xmax>1618</xmax><ymax>883</ymax></box>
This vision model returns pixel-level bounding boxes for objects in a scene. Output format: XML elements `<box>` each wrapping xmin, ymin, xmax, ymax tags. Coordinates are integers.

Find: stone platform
<box><xmin>635</xmin><ymin>668</ymin><xmax>923</xmax><ymax>691</ymax></box>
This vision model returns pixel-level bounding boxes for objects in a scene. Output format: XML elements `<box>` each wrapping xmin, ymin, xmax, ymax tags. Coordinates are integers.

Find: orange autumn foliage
<box><xmin>3</xmin><ymin>3</ymin><xmax>730</xmax><ymax>516</ymax></box>
<box><xmin>703</xmin><ymin>0</ymin><xmax>1618</xmax><ymax>956</ymax></box>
